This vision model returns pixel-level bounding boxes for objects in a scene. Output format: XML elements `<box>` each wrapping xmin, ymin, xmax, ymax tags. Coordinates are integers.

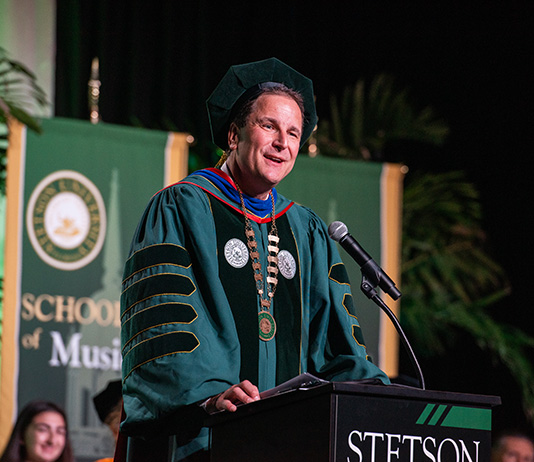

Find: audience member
<box><xmin>93</xmin><ymin>379</ymin><xmax>122</xmax><ymax>441</ymax></box>
<box><xmin>92</xmin><ymin>379</ymin><xmax>123</xmax><ymax>462</ymax></box>
<box><xmin>0</xmin><ymin>400</ymin><xmax>73</xmax><ymax>462</ymax></box>
<box><xmin>492</xmin><ymin>430</ymin><xmax>534</xmax><ymax>462</ymax></box>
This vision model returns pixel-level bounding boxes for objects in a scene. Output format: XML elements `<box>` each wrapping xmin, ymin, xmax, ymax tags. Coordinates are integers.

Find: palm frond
<box><xmin>0</xmin><ymin>47</ymin><xmax>49</xmax><ymax>193</ymax></box>
<box><xmin>0</xmin><ymin>47</ymin><xmax>48</xmax><ymax>125</ymax></box>
<box><xmin>317</xmin><ymin>74</ymin><xmax>449</xmax><ymax>159</ymax></box>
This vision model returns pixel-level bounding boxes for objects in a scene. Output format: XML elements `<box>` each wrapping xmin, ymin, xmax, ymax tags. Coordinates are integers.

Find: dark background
<box><xmin>55</xmin><ymin>1</ymin><xmax>533</xmax><ymax>437</ymax></box>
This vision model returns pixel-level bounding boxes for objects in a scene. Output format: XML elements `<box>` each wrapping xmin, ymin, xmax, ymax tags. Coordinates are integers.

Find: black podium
<box><xmin>207</xmin><ymin>381</ymin><xmax>500</xmax><ymax>461</ymax></box>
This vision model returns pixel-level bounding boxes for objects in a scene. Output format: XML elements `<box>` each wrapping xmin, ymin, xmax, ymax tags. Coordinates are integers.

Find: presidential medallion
<box><xmin>278</xmin><ymin>250</ymin><xmax>296</xmax><ymax>279</ymax></box>
<box><xmin>258</xmin><ymin>310</ymin><xmax>276</xmax><ymax>341</ymax></box>
<box><xmin>224</xmin><ymin>238</ymin><xmax>249</xmax><ymax>268</ymax></box>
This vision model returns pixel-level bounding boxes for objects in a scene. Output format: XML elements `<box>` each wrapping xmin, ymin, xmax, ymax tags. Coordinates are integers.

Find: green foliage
<box><xmin>0</xmin><ymin>47</ymin><xmax>48</xmax><ymax>129</ymax></box>
<box><xmin>402</xmin><ymin>171</ymin><xmax>507</xmax><ymax>311</ymax></box>
<box><xmin>317</xmin><ymin>74</ymin><xmax>449</xmax><ymax>159</ymax></box>
<box><xmin>0</xmin><ymin>47</ymin><xmax>49</xmax><ymax>192</ymax></box>
<box><xmin>401</xmin><ymin>170</ymin><xmax>533</xmax><ymax>420</ymax></box>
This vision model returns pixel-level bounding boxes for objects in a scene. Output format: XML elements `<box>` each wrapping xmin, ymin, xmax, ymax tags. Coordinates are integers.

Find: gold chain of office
<box><xmin>235</xmin><ymin>182</ymin><xmax>279</xmax><ymax>341</ymax></box>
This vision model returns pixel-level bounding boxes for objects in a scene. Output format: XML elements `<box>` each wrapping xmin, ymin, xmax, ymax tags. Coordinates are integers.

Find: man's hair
<box><xmin>231</xmin><ymin>83</ymin><xmax>306</xmax><ymax>131</ymax></box>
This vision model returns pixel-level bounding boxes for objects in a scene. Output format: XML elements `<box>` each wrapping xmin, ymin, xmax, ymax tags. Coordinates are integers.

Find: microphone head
<box><xmin>328</xmin><ymin>221</ymin><xmax>348</xmax><ymax>242</ymax></box>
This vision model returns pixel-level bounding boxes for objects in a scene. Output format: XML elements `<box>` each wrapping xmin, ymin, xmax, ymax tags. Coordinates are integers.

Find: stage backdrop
<box><xmin>0</xmin><ymin>117</ymin><xmax>188</xmax><ymax>460</ymax></box>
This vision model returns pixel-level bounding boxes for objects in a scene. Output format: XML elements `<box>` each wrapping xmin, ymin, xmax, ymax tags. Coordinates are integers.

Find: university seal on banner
<box><xmin>26</xmin><ymin>170</ymin><xmax>107</xmax><ymax>271</ymax></box>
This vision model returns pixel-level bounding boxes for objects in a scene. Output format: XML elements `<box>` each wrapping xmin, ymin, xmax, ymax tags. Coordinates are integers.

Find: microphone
<box><xmin>328</xmin><ymin>221</ymin><xmax>401</xmax><ymax>301</ymax></box>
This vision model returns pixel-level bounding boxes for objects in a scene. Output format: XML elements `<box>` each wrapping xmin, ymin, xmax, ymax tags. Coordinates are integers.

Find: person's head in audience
<box><xmin>0</xmin><ymin>400</ymin><xmax>73</xmax><ymax>462</ymax></box>
<box><xmin>492</xmin><ymin>430</ymin><xmax>534</xmax><ymax>462</ymax></box>
<box><xmin>93</xmin><ymin>379</ymin><xmax>123</xmax><ymax>440</ymax></box>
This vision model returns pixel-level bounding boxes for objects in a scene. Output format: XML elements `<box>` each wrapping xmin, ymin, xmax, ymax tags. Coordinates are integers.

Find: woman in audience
<box><xmin>0</xmin><ymin>400</ymin><xmax>74</xmax><ymax>462</ymax></box>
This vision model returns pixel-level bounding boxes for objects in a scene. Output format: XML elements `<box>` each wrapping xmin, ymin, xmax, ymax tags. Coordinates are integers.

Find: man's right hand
<box><xmin>205</xmin><ymin>380</ymin><xmax>260</xmax><ymax>413</ymax></box>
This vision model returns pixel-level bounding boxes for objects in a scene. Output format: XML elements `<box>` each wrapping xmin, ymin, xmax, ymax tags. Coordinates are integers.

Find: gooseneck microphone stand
<box><xmin>359</xmin><ymin>274</ymin><xmax>426</xmax><ymax>390</ymax></box>
<box><xmin>328</xmin><ymin>220</ymin><xmax>425</xmax><ymax>390</ymax></box>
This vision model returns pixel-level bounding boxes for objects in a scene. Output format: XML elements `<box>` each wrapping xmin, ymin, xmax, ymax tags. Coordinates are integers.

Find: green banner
<box><xmin>1</xmin><ymin>118</ymin><xmax>188</xmax><ymax>460</ymax></box>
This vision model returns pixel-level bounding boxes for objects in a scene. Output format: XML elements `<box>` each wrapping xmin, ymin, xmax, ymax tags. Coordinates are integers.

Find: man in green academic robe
<box><xmin>119</xmin><ymin>58</ymin><xmax>390</xmax><ymax>461</ymax></box>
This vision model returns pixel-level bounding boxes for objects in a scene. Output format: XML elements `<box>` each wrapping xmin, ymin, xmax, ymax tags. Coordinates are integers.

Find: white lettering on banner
<box><xmin>49</xmin><ymin>332</ymin><xmax>121</xmax><ymax>371</ymax></box>
<box><xmin>347</xmin><ymin>430</ymin><xmax>480</xmax><ymax>462</ymax></box>
<box><xmin>21</xmin><ymin>293</ymin><xmax>120</xmax><ymax>327</ymax></box>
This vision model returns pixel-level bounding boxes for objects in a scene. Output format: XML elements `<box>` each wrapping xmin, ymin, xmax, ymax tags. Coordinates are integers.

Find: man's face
<box><xmin>229</xmin><ymin>93</ymin><xmax>303</xmax><ymax>199</ymax></box>
<box><xmin>23</xmin><ymin>411</ymin><xmax>67</xmax><ymax>462</ymax></box>
<box><xmin>493</xmin><ymin>436</ymin><xmax>534</xmax><ymax>462</ymax></box>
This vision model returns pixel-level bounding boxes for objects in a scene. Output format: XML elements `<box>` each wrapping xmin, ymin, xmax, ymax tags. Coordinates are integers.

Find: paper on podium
<box><xmin>260</xmin><ymin>373</ymin><xmax>328</xmax><ymax>399</ymax></box>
